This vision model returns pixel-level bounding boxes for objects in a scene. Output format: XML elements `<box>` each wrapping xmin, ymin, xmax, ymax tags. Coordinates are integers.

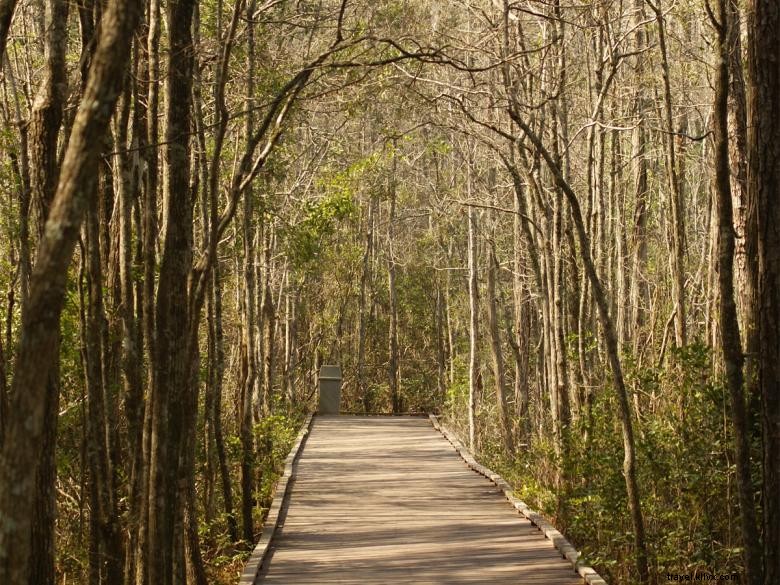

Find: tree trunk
<box><xmin>629</xmin><ymin>0</ymin><xmax>649</xmax><ymax>353</ymax></box>
<box><xmin>136</xmin><ymin>0</ymin><xmax>161</xmax><ymax>577</ymax></box>
<box><xmin>261</xmin><ymin>239</ymin><xmax>276</xmax><ymax>416</ymax></box>
<box><xmin>26</xmin><ymin>0</ymin><xmax>69</xmax><ymax>580</ymax></box>
<box><xmin>467</xmin><ymin>206</ymin><xmax>479</xmax><ymax>451</ymax></box>
<box><xmin>84</xmin><ymin>191</ymin><xmax>124</xmax><ymax>585</ymax></box>
<box><xmin>712</xmin><ymin>6</ymin><xmax>763</xmax><ymax>582</ymax></box>
<box><xmin>747</xmin><ymin>2</ymin><xmax>780</xmax><ymax>582</ymax></box>
<box><xmin>388</xmin><ymin>170</ymin><xmax>400</xmax><ymax>414</ymax></box>
<box><xmin>487</xmin><ymin>245</ymin><xmax>514</xmax><ymax>455</ymax></box>
<box><xmin>651</xmin><ymin>0</ymin><xmax>687</xmax><ymax>348</ymax></box>
<box><xmin>511</xmin><ymin>188</ymin><xmax>529</xmax><ymax>423</ymax></box>
<box><xmin>727</xmin><ymin>0</ymin><xmax>759</xmax><ymax>430</ymax></box>
<box><xmin>147</xmin><ymin>0</ymin><xmax>196</xmax><ymax>581</ymax></box>
<box><xmin>212</xmin><ymin>262</ymin><xmax>238</xmax><ymax>542</ymax></box>
<box><xmin>240</xmin><ymin>189</ymin><xmax>257</xmax><ymax>544</ymax></box>
<box><xmin>0</xmin><ymin>0</ymin><xmax>139</xmax><ymax>580</ymax></box>
<box><xmin>0</xmin><ymin>0</ymin><xmax>19</xmax><ymax>64</ymax></box>
<box><xmin>358</xmin><ymin>195</ymin><xmax>375</xmax><ymax>411</ymax></box>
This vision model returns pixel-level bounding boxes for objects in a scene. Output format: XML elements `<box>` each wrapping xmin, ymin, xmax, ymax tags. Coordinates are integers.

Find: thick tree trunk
<box><xmin>0</xmin><ymin>0</ymin><xmax>139</xmax><ymax>580</ymax></box>
<box><xmin>727</xmin><ymin>0</ymin><xmax>759</xmax><ymax>429</ymax></box>
<box><xmin>712</xmin><ymin>7</ymin><xmax>763</xmax><ymax>582</ymax></box>
<box><xmin>147</xmin><ymin>0</ymin><xmax>196</xmax><ymax>582</ymax></box>
<box><xmin>0</xmin><ymin>0</ymin><xmax>19</xmax><ymax>64</ymax></box>
<box><xmin>747</xmin><ymin>2</ymin><xmax>780</xmax><ymax>583</ymax></box>
<box><xmin>26</xmin><ymin>0</ymin><xmax>69</xmax><ymax>580</ymax></box>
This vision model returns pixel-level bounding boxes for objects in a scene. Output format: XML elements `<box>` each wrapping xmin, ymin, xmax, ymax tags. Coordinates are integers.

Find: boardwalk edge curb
<box><xmin>239</xmin><ymin>413</ymin><xmax>315</xmax><ymax>585</ymax></box>
<box><xmin>429</xmin><ymin>414</ymin><xmax>608</xmax><ymax>585</ymax></box>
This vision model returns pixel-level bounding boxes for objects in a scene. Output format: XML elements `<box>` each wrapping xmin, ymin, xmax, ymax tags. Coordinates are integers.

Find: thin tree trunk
<box><xmin>650</xmin><ymin>0</ymin><xmax>687</xmax><ymax>348</ymax></box>
<box><xmin>511</xmin><ymin>189</ymin><xmax>529</xmax><ymax>423</ymax></box>
<box><xmin>212</xmin><ymin>261</ymin><xmax>238</xmax><ymax>542</ymax></box>
<box><xmin>388</xmin><ymin>169</ymin><xmax>400</xmax><ymax>414</ymax></box>
<box><xmin>261</xmin><ymin>228</ymin><xmax>276</xmax><ymax>416</ymax></box>
<box><xmin>136</xmin><ymin>0</ymin><xmax>161</xmax><ymax>577</ymax></box>
<box><xmin>435</xmin><ymin>278</ymin><xmax>446</xmax><ymax>407</ymax></box>
<box><xmin>467</xmin><ymin>206</ymin><xmax>479</xmax><ymax>450</ymax></box>
<box><xmin>629</xmin><ymin>0</ymin><xmax>649</xmax><ymax>353</ymax></box>
<box><xmin>487</xmin><ymin>244</ymin><xmax>513</xmax><ymax>455</ymax></box>
<box><xmin>240</xmin><ymin>192</ymin><xmax>257</xmax><ymax>544</ymax></box>
<box><xmin>509</xmin><ymin>108</ymin><xmax>649</xmax><ymax>584</ymax></box>
<box><xmin>358</xmin><ymin>195</ymin><xmax>375</xmax><ymax>411</ymax></box>
<box><xmin>84</xmin><ymin>192</ymin><xmax>124</xmax><ymax>585</ymax></box>
<box><xmin>5</xmin><ymin>58</ymin><xmax>32</xmax><ymax>308</ymax></box>
<box><xmin>240</xmin><ymin>1</ymin><xmax>258</xmax><ymax>540</ymax></box>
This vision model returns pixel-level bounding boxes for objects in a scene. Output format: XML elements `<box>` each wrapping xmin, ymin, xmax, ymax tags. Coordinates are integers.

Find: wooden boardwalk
<box><xmin>257</xmin><ymin>416</ymin><xmax>582</xmax><ymax>584</ymax></box>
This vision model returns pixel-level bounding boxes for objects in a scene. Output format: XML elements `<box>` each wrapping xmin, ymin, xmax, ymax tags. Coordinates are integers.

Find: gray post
<box><xmin>318</xmin><ymin>365</ymin><xmax>342</xmax><ymax>414</ymax></box>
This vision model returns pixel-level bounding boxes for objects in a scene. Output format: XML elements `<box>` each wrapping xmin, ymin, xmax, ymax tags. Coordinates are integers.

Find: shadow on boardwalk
<box><xmin>257</xmin><ymin>416</ymin><xmax>582</xmax><ymax>585</ymax></box>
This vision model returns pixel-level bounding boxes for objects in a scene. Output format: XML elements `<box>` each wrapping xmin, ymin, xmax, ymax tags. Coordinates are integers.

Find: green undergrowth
<box><xmin>447</xmin><ymin>344</ymin><xmax>755</xmax><ymax>585</ymax></box>
<box><xmin>204</xmin><ymin>412</ymin><xmax>303</xmax><ymax>585</ymax></box>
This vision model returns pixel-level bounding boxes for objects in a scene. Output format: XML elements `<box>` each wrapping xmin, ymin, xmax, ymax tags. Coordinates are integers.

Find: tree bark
<box><xmin>650</xmin><ymin>0</ymin><xmax>687</xmax><ymax>348</ymax></box>
<box><xmin>84</xmin><ymin>190</ymin><xmax>124</xmax><ymax>585</ymax></box>
<box><xmin>212</xmin><ymin>262</ymin><xmax>238</xmax><ymax>542</ymax></box>
<box><xmin>747</xmin><ymin>2</ymin><xmax>780</xmax><ymax>582</ymax></box>
<box><xmin>358</xmin><ymin>195</ymin><xmax>375</xmax><ymax>411</ymax></box>
<box><xmin>240</xmin><ymin>190</ymin><xmax>257</xmax><ymax>544</ymax></box>
<box><xmin>147</xmin><ymin>0</ymin><xmax>197</xmax><ymax>581</ymax></box>
<box><xmin>727</xmin><ymin>0</ymin><xmax>759</xmax><ymax>429</ymax></box>
<box><xmin>628</xmin><ymin>0</ymin><xmax>650</xmax><ymax>353</ymax></box>
<box><xmin>467</xmin><ymin>205</ymin><xmax>479</xmax><ymax>450</ymax></box>
<box><xmin>388</xmin><ymin>167</ymin><xmax>400</xmax><ymax>414</ymax></box>
<box><xmin>136</xmin><ymin>0</ymin><xmax>161</xmax><ymax>577</ymax></box>
<box><xmin>0</xmin><ymin>0</ymin><xmax>139</xmax><ymax>580</ymax></box>
<box><xmin>26</xmin><ymin>0</ymin><xmax>69</xmax><ymax>580</ymax></box>
<box><xmin>712</xmin><ymin>5</ymin><xmax>763</xmax><ymax>582</ymax></box>
<box><xmin>0</xmin><ymin>0</ymin><xmax>19</xmax><ymax>64</ymax></box>
<box><xmin>487</xmin><ymin>244</ymin><xmax>513</xmax><ymax>455</ymax></box>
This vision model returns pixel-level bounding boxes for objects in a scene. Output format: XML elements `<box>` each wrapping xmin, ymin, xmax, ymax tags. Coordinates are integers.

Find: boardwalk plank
<box><xmin>257</xmin><ymin>416</ymin><xmax>582</xmax><ymax>584</ymax></box>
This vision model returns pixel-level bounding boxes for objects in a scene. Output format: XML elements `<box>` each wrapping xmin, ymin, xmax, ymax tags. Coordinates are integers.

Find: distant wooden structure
<box><xmin>242</xmin><ymin>415</ymin><xmax>604</xmax><ymax>584</ymax></box>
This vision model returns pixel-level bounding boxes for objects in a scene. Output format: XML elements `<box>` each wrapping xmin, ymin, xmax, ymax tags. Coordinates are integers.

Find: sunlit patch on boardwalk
<box><xmin>257</xmin><ymin>416</ymin><xmax>581</xmax><ymax>584</ymax></box>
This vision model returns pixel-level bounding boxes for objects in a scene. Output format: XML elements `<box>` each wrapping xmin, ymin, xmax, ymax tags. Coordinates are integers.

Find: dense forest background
<box><xmin>0</xmin><ymin>0</ymin><xmax>778</xmax><ymax>584</ymax></box>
